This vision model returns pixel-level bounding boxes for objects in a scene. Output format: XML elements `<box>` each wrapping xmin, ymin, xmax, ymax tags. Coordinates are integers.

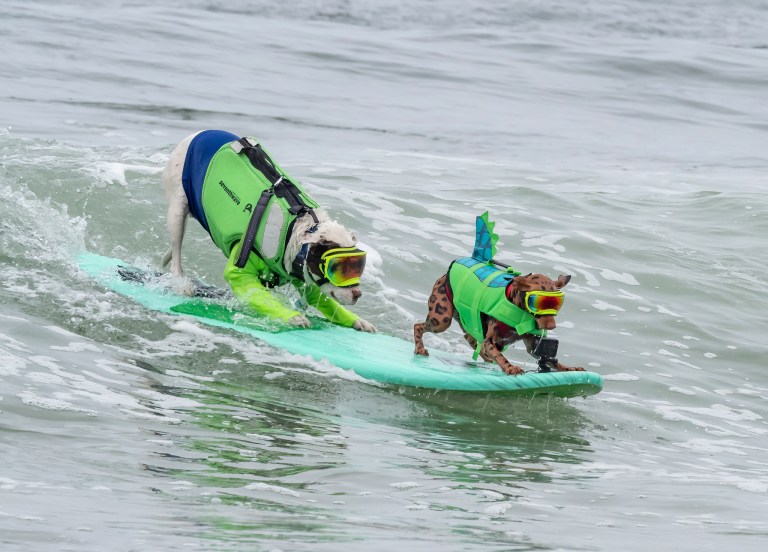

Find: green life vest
<box><xmin>200</xmin><ymin>139</ymin><xmax>318</xmax><ymax>284</ymax></box>
<box><xmin>448</xmin><ymin>257</ymin><xmax>544</xmax><ymax>360</ymax></box>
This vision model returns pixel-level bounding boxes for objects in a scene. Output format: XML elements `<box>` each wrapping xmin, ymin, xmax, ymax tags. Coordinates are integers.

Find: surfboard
<box><xmin>76</xmin><ymin>251</ymin><xmax>603</xmax><ymax>397</ymax></box>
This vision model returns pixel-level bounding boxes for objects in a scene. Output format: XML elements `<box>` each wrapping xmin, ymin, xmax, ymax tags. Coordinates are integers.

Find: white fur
<box><xmin>161</xmin><ymin>131</ymin><xmax>200</xmax><ymax>278</ymax></box>
<box><xmin>283</xmin><ymin>212</ymin><xmax>361</xmax><ymax>306</ymax></box>
<box><xmin>160</xmin><ymin>132</ymin><xmax>371</xmax><ymax>315</ymax></box>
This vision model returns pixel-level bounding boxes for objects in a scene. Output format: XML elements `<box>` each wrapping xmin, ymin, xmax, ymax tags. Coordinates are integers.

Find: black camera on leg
<box><xmin>533</xmin><ymin>337</ymin><xmax>559</xmax><ymax>372</ymax></box>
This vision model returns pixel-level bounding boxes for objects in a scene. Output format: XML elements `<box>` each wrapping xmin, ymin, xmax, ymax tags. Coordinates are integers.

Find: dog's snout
<box><xmin>329</xmin><ymin>286</ymin><xmax>362</xmax><ymax>306</ymax></box>
<box><xmin>536</xmin><ymin>316</ymin><xmax>556</xmax><ymax>331</ymax></box>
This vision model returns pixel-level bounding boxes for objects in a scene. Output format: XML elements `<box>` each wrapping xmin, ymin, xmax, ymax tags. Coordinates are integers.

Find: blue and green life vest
<box><xmin>182</xmin><ymin>130</ymin><xmax>318</xmax><ymax>285</ymax></box>
<box><xmin>448</xmin><ymin>257</ymin><xmax>544</xmax><ymax>359</ymax></box>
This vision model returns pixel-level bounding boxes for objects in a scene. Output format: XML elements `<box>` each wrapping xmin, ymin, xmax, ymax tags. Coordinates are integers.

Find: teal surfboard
<box><xmin>77</xmin><ymin>251</ymin><xmax>603</xmax><ymax>397</ymax></box>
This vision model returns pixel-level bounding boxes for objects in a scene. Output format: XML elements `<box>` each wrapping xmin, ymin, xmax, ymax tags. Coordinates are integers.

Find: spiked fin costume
<box><xmin>447</xmin><ymin>212</ymin><xmax>544</xmax><ymax>360</ymax></box>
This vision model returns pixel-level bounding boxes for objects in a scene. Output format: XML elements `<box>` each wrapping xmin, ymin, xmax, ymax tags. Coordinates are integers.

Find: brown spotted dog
<box><xmin>413</xmin><ymin>272</ymin><xmax>584</xmax><ymax>375</ymax></box>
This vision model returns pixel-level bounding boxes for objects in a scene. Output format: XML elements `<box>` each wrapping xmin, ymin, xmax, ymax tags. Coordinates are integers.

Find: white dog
<box><xmin>161</xmin><ymin>130</ymin><xmax>375</xmax><ymax>332</ymax></box>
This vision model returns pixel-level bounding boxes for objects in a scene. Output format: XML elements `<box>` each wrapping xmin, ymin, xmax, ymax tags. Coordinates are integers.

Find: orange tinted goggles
<box><xmin>320</xmin><ymin>247</ymin><xmax>366</xmax><ymax>287</ymax></box>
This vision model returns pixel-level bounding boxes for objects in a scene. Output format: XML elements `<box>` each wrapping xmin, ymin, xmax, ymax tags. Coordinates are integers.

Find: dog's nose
<box><xmin>537</xmin><ymin>316</ymin><xmax>556</xmax><ymax>330</ymax></box>
<box><xmin>351</xmin><ymin>287</ymin><xmax>362</xmax><ymax>300</ymax></box>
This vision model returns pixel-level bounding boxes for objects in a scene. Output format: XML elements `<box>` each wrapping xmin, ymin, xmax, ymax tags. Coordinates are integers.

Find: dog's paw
<box><xmin>171</xmin><ymin>277</ymin><xmax>197</xmax><ymax>297</ymax></box>
<box><xmin>353</xmin><ymin>319</ymin><xmax>377</xmax><ymax>333</ymax></box>
<box><xmin>288</xmin><ymin>315</ymin><xmax>311</xmax><ymax>328</ymax></box>
<box><xmin>556</xmin><ymin>364</ymin><xmax>585</xmax><ymax>372</ymax></box>
<box><xmin>500</xmin><ymin>363</ymin><xmax>524</xmax><ymax>376</ymax></box>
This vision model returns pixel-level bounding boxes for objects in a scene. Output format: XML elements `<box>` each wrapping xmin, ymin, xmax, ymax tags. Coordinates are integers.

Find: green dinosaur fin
<box><xmin>471</xmin><ymin>211</ymin><xmax>498</xmax><ymax>262</ymax></box>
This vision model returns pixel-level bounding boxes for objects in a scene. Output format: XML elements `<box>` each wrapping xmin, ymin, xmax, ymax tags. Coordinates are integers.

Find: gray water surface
<box><xmin>1</xmin><ymin>1</ymin><xmax>767</xmax><ymax>551</ymax></box>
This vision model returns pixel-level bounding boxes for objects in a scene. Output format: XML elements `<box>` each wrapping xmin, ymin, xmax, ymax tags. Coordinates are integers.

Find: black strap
<box><xmin>274</xmin><ymin>179</ymin><xmax>319</xmax><ymax>220</ymax></box>
<box><xmin>235</xmin><ymin>188</ymin><xmax>274</xmax><ymax>268</ymax></box>
<box><xmin>290</xmin><ymin>243</ymin><xmax>310</xmax><ymax>280</ymax></box>
<box><xmin>232</xmin><ymin>137</ymin><xmax>318</xmax><ymax>268</ymax></box>
<box><xmin>237</xmin><ymin>138</ymin><xmax>282</xmax><ymax>183</ymax></box>
<box><xmin>237</xmin><ymin>138</ymin><xmax>317</xmax><ymax>218</ymax></box>
<box><xmin>303</xmin><ymin>243</ymin><xmax>329</xmax><ymax>286</ymax></box>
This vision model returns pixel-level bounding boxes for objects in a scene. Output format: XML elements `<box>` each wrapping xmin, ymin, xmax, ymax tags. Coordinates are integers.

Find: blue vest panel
<box><xmin>181</xmin><ymin>130</ymin><xmax>239</xmax><ymax>233</ymax></box>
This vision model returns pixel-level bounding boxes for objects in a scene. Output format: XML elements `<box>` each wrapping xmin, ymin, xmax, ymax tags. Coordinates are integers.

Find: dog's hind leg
<box><xmin>163</xmin><ymin>204</ymin><xmax>188</xmax><ymax>277</ymax></box>
<box><xmin>414</xmin><ymin>274</ymin><xmax>453</xmax><ymax>356</ymax></box>
<box><xmin>413</xmin><ymin>321</ymin><xmax>431</xmax><ymax>356</ymax></box>
<box><xmin>161</xmin><ymin>133</ymin><xmax>198</xmax><ymax>277</ymax></box>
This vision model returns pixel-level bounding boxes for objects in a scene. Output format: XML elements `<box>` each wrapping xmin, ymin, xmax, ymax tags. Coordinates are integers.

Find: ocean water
<box><xmin>1</xmin><ymin>1</ymin><xmax>767</xmax><ymax>550</ymax></box>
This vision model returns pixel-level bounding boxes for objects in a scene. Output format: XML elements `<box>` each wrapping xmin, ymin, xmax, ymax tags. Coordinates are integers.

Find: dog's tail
<box><xmin>160</xmin><ymin>248</ymin><xmax>173</xmax><ymax>271</ymax></box>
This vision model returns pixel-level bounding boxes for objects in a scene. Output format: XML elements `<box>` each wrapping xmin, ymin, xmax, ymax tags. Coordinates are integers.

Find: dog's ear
<box><xmin>555</xmin><ymin>274</ymin><xmax>572</xmax><ymax>288</ymax></box>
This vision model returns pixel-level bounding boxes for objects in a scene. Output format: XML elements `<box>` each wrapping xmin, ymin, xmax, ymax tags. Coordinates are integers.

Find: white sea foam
<box><xmin>0</xmin><ymin>332</ymin><xmax>32</xmax><ymax>353</ymax></box>
<box><xmin>734</xmin><ymin>480</ymin><xmax>768</xmax><ymax>493</ymax></box>
<box><xmin>50</xmin><ymin>341</ymin><xmax>103</xmax><ymax>353</ymax></box>
<box><xmin>604</xmin><ymin>373</ymin><xmax>639</xmax><ymax>381</ymax></box>
<box><xmin>521</xmin><ymin>233</ymin><xmax>566</xmax><ymax>251</ymax></box>
<box><xmin>656</xmin><ymin>305</ymin><xmax>682</xmax><ymax>317</ymax></box>
<box><xmin>390</xmin><ymin>481</ymin><xmax>420</xmax><ymax>489</ymax></box>
<box><xmin>600</xmin><ymin>269</ymin><xmax>639</xmax><ymax>286</ymax></box>
<box><xmin>17</xmin><ymin>391</ymin><xmax>97</xmax><ymax>415</ymax></box>
<box><xmin>357</xmin><ymin>240</ymin><xmax>384</xmax><ymax>279</ymax></box>
<box><xmin>592</xmin><ymin>300</ymin><xmax>625</xmax><ymax>312</ymax></box>
<box><xmin>668</xmin><ymin>358</ymin><xmax>701</xmax><ymax>370</ymax></box>
<box><xmin>379</xmin><ymin>245</ymin><xmax>422</xmax><ymax>263</ymax></box>
<box><xmin>663</xmin><ymin>340</ymin><xmax>690</xmax><ymax>350</ymax></box>
<box><xmin>617</xmin><ymin>289</ymin><xmax>645</xmax><ymax>301</ymax></box>
<box><xmin>25</xmin><ymin>372</ymin><xmax>66</xmax><ymax>385</ymax></box>
<box><xmin>29</xmin><ymin>355</ymin><xmax>61</xmax><ymax>369</ymax></box>
<box><xmin>669</xmin><ymin>386</ymin><xmax>696</xmax><ymax>396</ymax></box>
<box><xmin>574</xmin><ymin>231</ymin><xmax>607</xmax><ymax>244</ymax></box>
<box><xmin>0</xmin><ymin>347</ymin><xmax>26</xmax><ymax>375</ymax></box>
<box><xmin>245</xmin><ymin>482</ymin><xmax>301</xmax><ymax>497</ymax></box>
<box><xmin>406</xmin><ymin>502</ymin><xmax>429</xmax><ymax>510</ymax></box>
<box><xmin>86</xmin><ymin>162</ymin><xmax>163</xmax><ymax>187</ymax></box>
<box><xmin>674</xmin><ymin>438</ymin><xmax>763</xmax><ymax>456</ymax></box>
<box><xmin>485</xmin><ymin>502</ymin><xmax>513</xmax><ymax>516</ymax></box>
<box><xmin>655</xmin><ymin>403</ymin><xmax>763</xmax><ymax>437</ymax></box>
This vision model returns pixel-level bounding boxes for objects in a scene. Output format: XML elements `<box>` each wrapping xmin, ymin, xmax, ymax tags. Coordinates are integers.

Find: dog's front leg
<box><xmin>224</xmin><ymin>253</ymin><xmax>307</xmax><ymax>325</ymax></box>
<box><xmin>483</xmin><ymin>320</ymin><xmax>523</xmax><ymax>375</ymax></box>
<box><xmin>462</xmin><ymin>332</ymin><xmax>494</xmax><ymax>363</ymax></box>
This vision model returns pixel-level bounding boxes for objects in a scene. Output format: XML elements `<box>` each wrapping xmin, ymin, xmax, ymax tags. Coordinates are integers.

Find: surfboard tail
<box><xmin>471</xmin><ymin>211</ymin><xmax>499</xmax><ymax>262</ymax></box>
